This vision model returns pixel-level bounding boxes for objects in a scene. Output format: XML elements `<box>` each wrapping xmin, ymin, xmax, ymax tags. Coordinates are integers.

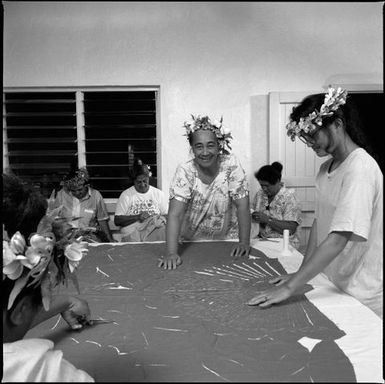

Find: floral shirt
<box><xmin>169</xmin><ymin>153</ymin><xmax>249</xmax><ymax>240</ymax></box>
<box><xmin>252</xmin><ymin>185</ymin><xmax>302</xmax><ymax>249</ymax></box>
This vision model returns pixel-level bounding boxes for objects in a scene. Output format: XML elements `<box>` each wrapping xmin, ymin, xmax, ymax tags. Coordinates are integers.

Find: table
<box><xmin>26</xmin><ymin>240</ymin><xmax>383</xmax><ymax>382</ymax></box>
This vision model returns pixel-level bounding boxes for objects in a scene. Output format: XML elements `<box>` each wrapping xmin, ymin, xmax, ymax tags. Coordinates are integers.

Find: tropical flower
<box><xmin>21</xmin><ymin>234</ymin><xmax>54</xmax><ymax>269</ymax></box>
<box><xmin>3</xmin><ymin>213</ymin><xmax>89</xmax><ymax>311</ymax></box>
<box><xmin>286</xmin><ymin>87</ymin><xmax>348</xmax><ymax>141</ymax></box>
<box><xmin>9</xmin><ymin>231</ymin><xmax>26</xmax><ymax>255</ymax></box>
<box><xmin>183</xmin><ymin>115</ymin><xmax>233</xmax><ymax>155</ymax></box>
<box><xmin>64</xmin><ymin>240</ymin><xmax>89</xmax><ymax>272</ymax></box>
<box><xmin>3</xmin><ymin>241</ymin><xmax>24</xmax><ymax>280</ymax></box>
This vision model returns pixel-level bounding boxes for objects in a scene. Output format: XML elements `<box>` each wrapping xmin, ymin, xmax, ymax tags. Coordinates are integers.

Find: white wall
<box><xmin>3</xmin><ymin>1</ymin><xmax>383</xmax><ymax>194</ymax></box>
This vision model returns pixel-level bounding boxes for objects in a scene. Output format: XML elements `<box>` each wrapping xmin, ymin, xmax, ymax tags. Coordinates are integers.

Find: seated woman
<box><xmin>2</xmin><ymin>173</ymin><xmax>93</xmax><ymax>382</ymax></box>
<box><xmin>158</xmin><ymin>115</ymin><xmax>251</xmax><ymax>270</ymax></box>
<box><xmin>251</xmin><ymin>162</ymin><xmax>302</xmax><ymax>250</ymax></box>
<box><xmin>114</xmin><ymin>160</ymin><xmax>169</xmax><ymax>242</ymax></box>
<box><xmin>53</xmin><ymin>167</ymin><xmax>114</xmax><ymax>243</ymax></box>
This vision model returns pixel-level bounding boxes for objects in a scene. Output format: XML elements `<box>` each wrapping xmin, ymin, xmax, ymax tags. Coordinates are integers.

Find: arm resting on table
<box><xmin>166</xmin><ymin>198</ymin><xmax>186</xmax><ymax>256</ymax></box>
<box><xmin>287</xmin><ymin>231</ymin><xmax>351</xmax><ymax>292</ymax></box>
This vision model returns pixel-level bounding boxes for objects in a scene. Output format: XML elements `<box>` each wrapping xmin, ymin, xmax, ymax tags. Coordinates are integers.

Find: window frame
<box><xmin>3</xmin><ymin>85</ymin><xmax>161</xmax><ymax>204</ymax></box>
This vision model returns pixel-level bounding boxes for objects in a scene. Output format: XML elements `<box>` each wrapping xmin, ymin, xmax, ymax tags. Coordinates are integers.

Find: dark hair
<box><xmin>2</xmin><ymin>174</ymin><xmax>48</xmax><ymax>239</ymax></box>
<box><xmin>255</xmin><ymin>162</ymin><xmax>283</xmax><ymax>184</ymax></box>
<box><xmin>130</xmin><ymin>158</ymin><xmax>150</xmax><ymax>180</ymax></box>
<box><xmin>290</xmin><ymin>93</ymin><xmax>376</xmax><ymax>158</ymax></box>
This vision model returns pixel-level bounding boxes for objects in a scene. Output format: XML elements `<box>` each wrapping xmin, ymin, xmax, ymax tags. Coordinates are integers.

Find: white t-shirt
<box><xmin>3</xmin><ymin>338</ymin><xmax>94</xmax><ymax>382</ymax></box>
<box><xmin>315</xmin><ymin>148</ymin><xmax>383</xmax><ymax>317</ymax></box>
<box><xmin>115</xmin><ymin>185</ymin><xmax>169</xmax><ymax>235</ymax></box>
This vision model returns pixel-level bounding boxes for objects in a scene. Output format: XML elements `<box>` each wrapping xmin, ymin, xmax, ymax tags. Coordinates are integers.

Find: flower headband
<box><xmin>3</xmin><ymin>207</ymin><xmax>89</xmax><ymax>311</ymax></box>
<box><xmin>183</xmin><ymin>115</ymin><xmax>233</xmax><ymax>155</ymax></box>
<box><xmin>62</xmin><ymin>167</ymin><xmax>89</xmax><ymax>190</ymax></box>
<box><xmin>286</xmin><ymin>87</ymin><xmax>348</xmax><ymax>141</ymax></box>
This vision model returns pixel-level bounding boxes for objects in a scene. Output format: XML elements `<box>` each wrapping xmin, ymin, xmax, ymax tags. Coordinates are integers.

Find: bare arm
<box><xmin>248</xmin><ymin>231</ymin><xmax>351</xmax><ymax>307</ymax></box>
<box><xmin>234</xmin><ymin>196</ymin><xmax>251</xmax><ymax>245</ymax></box>
<box><xmin>232</xmin><ymin>196</ymin><xmax>251</xmax><ymax>257</ymax></box>
<box><xmin>98</xmin><ymin>219</ymin><xmax>114</xmax><ymax>242</ymax></box>
<box><xmin>166</xmin><ymin>198</ymin><xmax>186</xmax><ymax>255</ymax></box>
<box><xmin>31</xmin><ymin>295</ymin><xmax>91</xmax><ymax>330</ymax></box>
<box><xmin>158</xmin><ymin>198</ymin><xmax>186</xmax><ymax>269</ymax></box>
<box><xmin>301</xmin><ymin>218</ymin><xmax>318</xmax><ymax>266</ymax></box>
<box><xmin>287</xmin><ymin>231</ymin><xmax>350</xmax><ymax>290</ymax></box>
<box><xmin>114</xmin><ymin>214</ymin><xmax>142</xmax><ymax>227</ymax></box>
<box><xmin>252</xmin><ymin>211</ymin><xmax>298</xmax><ymax>235</ymax></box>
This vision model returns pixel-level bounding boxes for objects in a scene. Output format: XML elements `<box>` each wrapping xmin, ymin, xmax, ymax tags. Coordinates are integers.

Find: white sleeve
<box><xmin>330</xmin><ymin>167</ymin><xmax>373</xmax><ymax>241</ymax></box>
<box><xmin>43</xmin><ymin>349</ymin><xmax>95</xmax><ymax>382</ymax></box>
<box><xmin>114</xmin><ymin>191</ymin><xmax>131</xmax><ymax>216</ymax></box>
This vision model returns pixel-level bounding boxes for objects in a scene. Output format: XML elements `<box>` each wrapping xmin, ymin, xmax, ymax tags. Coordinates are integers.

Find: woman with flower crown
<box><xmin>2</xmin><ymin>173</ymin><xmax>94</xmax><ymax>381</ymax></box>
<box><xmin>114</xmin><ymin>158</ymin><xmax>169</xmax><ymax>242</ymax></box>
<box><xmin>247</xmin><ymin>87</ymin><xmax>383</xmax><ymax>318</ymax></box>
<box><xmin>53</xmin><ymin>165</ymin><xmax>114</xmax><ymax>243</ymax></box>
<box><xmin>158</xmin><ymin>115</ymin><xmax>251</xmax><ymax>270</ymax></box>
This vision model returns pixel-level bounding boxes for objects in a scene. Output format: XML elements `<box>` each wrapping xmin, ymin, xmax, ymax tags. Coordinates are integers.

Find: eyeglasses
<box><xmin>298</xmin><ymin>126</ymin><xmax>322</xmax><ymax>145</ymax></box>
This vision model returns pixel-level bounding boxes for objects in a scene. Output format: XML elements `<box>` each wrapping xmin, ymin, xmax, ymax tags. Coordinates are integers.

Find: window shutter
<box><xmin>83</xmin><ymin>91</ymin><xmax>157</xmax><ymax>198</ymax></box>
<box><xmin>3</xmin><ymin>91</ymin><xmax>77</xmax><ymax>195</ymax></box>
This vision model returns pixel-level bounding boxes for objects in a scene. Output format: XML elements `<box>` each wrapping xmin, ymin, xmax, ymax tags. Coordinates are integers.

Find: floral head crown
<box><xmin>3</xmin><ymin>207</ymin><xmax>89</xmax><ymax>311</ymax></box>
<box><xmin>62</xmin><ymin>167</ymin><xmax>89</xmax><ymax>190</ymax></box>
<box><xmin>286</xmin><ymin>87</ymin><xmax>348</xmax><ymax>141</ymax></box>
<box><xmin>183</xmin><ymin>115</ymin><xmax>233</xmax><ymax>155</ymax></box>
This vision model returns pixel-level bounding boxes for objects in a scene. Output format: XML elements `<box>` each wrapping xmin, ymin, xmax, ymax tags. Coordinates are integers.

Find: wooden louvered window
<box><xmin>83</xmin><ymin>91</ymin><xmax>157</xmax><ymax>198</ymax></box>
<box><xmin>3</xmin><ymin>91</ymin><xmax>78</xmax><ymax>195</ymax></box>
<box><xmin>3</xmin><ymin>88</ymin><xmax>159</xmax><ymax>199</ymax></box>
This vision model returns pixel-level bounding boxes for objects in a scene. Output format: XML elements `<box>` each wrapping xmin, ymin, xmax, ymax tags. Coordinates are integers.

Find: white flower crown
<box><xmin>183</xmin><ymin>115</ymin><xmax>233</xmax><ymax>155</ymax></box>
<box><xmin>3</xmin><ymin>207</ymin><xmax>89</xmax><ymax>311</ymax></box>
<box><xmin>286</xmin><ymin>87</ymin><xmax>348</xmax><ymax>141</ymax></box>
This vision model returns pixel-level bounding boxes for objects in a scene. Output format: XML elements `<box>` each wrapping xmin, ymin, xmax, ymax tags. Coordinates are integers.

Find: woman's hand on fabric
<box><xmin>268</xmin><ymin>273</ymin><xmax>294</xmax><ymax>286</ymax></box>
<box><xmin>158</xmin><ymin>253</ymin><xmax>182</xmax><ymax>270</ymax></box>
<box><xmin>246</xmin><ymin>283</ymin><xmax>293</xmax><ymax>308</ymax></box>
<box><xmin>61</xmin><ymin>296</ymin><xmax>91</xmax><ymax>330</ymax></box>
<box><xmin>230</xmin><ymin>243</ymin><xmax>250</xmax><ymax>258</ymax></box>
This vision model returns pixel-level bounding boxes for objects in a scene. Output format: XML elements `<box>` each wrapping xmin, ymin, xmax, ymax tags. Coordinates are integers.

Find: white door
<box><xmin>268</xmin><ymin>91</ymin><xmax>327</xmax><ymax>250</ymax></box>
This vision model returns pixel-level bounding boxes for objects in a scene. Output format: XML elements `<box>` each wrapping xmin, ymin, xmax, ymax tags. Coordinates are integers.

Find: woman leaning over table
<box><xmin>248</xmin><ymin>87</ymin><xmax>383</xmax><ymax>318</ymax></box>
<box><xmin>251</xmin><ymin>161</ymin><xmax>302</xmax><ymax>250</ymax></box>
<box><xmin>158</xmin><ymin>115</ymin><xmax>251</xmax><ymax>270</ymax></box>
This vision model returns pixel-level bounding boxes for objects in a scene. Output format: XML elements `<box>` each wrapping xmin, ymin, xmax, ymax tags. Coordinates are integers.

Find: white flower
<box><xmin>64</xmin><ymin>241</ymin><xmax>89</xmax><ymax>272</ymax></box>
<box><xmin>222</xmin><ymin>126</ymin><xmax>231</xmax><ymax>135</ymax></box>
<box><xmin>22</xmin><ymin>234</ymin><xmax>54</xmax><ymax>269</ymax></box>
<box><xmin>9</xmin><ymin>232</ymin><xmax>26</xmax><ymax>255</ymax></box>
<box><xmin>3</xmin><ymin>241</ymin><xmax>24</xmax><ymax>280</ymax></box>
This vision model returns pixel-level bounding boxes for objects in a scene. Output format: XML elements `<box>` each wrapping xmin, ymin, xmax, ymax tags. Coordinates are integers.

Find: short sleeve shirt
<box><xmin>316</xmin><ymin>148</ymin><xmax>383</xmax><ymax>316</ymax></box>
<box><xmin>54</xmin><ymin>187</ymin><xmax>109</xmax><ymax>230</ymax></box>
<box><xmin>169</xmin><ymin>153</ymin><xmax>249</xmax><ymax>240</ymax></box>
<box><xmin>252</xmin><ymin>185</ymin><xmax>302</xmax><ymax>248</ymax></box>
<box><xmin>115</xmin><ymin>185</ymin><xmax>169</xmax><ymax>234</ymax></box>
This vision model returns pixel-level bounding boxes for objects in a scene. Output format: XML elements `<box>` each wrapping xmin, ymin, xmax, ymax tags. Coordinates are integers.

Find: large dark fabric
<box><xmin>26</xmin><ymin>242</ymin><xmax>356</xmax><ymax>382</ymax></box>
